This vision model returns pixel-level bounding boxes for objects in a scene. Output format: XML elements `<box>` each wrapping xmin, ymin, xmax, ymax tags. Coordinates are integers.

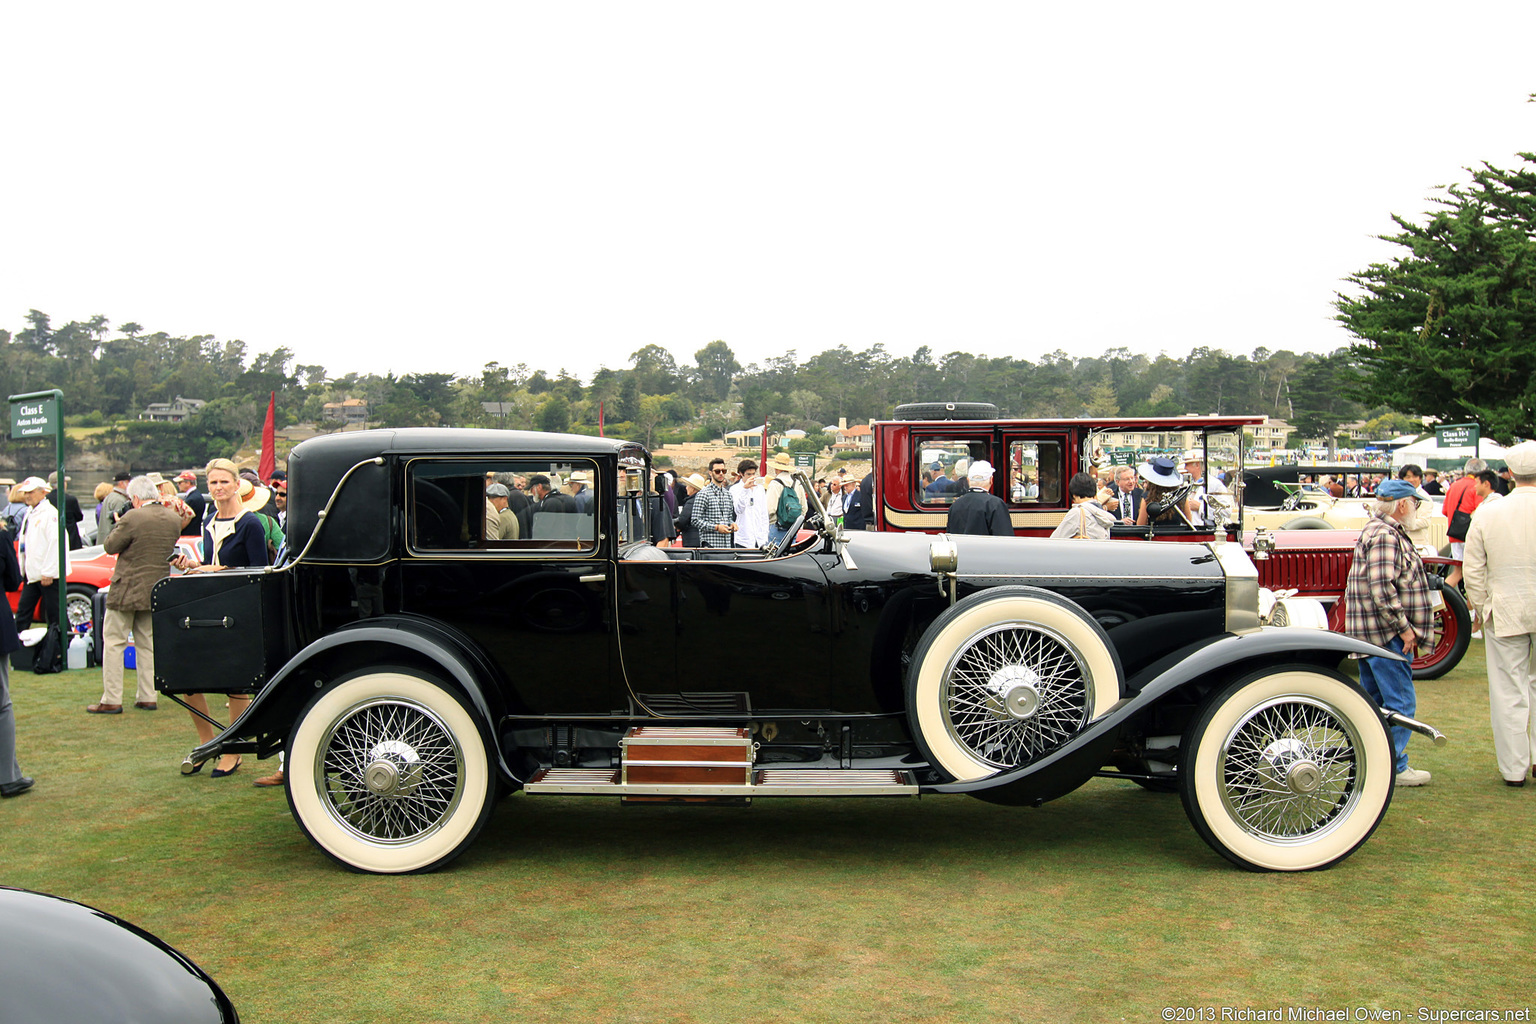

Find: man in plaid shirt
<box><xmin>690</xmin><ymin>458</ymin><xmax>738</xmax><ymax>548</ymax></box>
<box><xmin>1344</xmin><ymin>478</ymin><xmax>1436</xmax><ymax>786</ymax></box>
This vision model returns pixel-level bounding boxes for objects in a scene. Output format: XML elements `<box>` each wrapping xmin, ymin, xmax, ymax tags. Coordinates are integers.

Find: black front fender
<box><xmin>930</xmin><ymin>627</ymin><xmax>1396</xmax><ymax>797</ymax></box>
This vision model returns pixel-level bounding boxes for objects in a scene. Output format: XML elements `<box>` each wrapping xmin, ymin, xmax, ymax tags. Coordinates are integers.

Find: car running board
<box><xmin>523</xmin><ymin>725</ymin><xmax>918</xmax><ymax>800</ymax></box>
<box><xmin>524</xmin><ymin>767</ymin><xmax>919</xmax><ymax>799</ymax></box>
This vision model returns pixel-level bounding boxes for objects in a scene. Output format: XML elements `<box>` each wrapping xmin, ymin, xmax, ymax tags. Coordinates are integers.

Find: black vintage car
<box><xmin>0</xmin><ymin>887</ymin><xmax>240</xmax><ymax>1022</ymax></box>
<box><xmin>152</xmin><ymin>429</ymin><xmax>1443</xmax><ymax>875</ymax></box>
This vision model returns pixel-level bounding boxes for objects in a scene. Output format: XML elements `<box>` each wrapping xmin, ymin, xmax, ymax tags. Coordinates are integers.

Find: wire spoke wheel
<box><xmin>943</xmin><ymin>623</ymin><xmax>1091</xmax><ymax>769</ymax></box>
<box><xmin>1181</xmin><ymin>667</ymin><xmax>1393</xmax><ymax>871</ymax></box>
<box><xmin>1216</xmin><ymin>696</ymin><xmax>1362</xmax><ymax>841</ymax></box>
<box><xmin>288</xmin><ymin>669</ymin><xmax>493</xmax><ymax>873</ymax></box>
<box><xmin>317</xmin><ymin>699</ymin><xmax>465</xmax><ymax>844</ymax></box>
<box><xmin>908</xmin><ymin>587</ymin><xmax>1119</xmax><ymax>783</ymax></box>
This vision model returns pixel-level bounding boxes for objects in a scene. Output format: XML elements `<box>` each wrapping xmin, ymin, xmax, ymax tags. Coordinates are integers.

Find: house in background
<box><xmin>323</xmin><ymin>398</ymin><xmax>369</xmax><ymax>425</ymax></box>
<box><xmin>139</xmin><ymin>396</ymin><xmax>207</xmax><ymax>422</ymax></box>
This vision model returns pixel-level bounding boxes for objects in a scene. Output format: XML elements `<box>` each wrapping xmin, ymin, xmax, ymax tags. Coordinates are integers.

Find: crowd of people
<box><xmin>1</xmin><ymin>460</ymin><xmax>291</xmax><ymax>796</ymax></box>
<box><xmin>932</xmin><ymin>448</ymin><xmax>1234</xmax><ymax>541</ymax></box>
<box><xmin>646</xmin><ymin>454</ymin><xmax>871</xmax><ymax>550</ymax></box>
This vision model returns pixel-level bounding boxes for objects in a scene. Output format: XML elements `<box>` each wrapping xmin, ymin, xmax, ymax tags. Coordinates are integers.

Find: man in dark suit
<box><xmin>839</xmin><ymin>475</ymin><xmax>866</xmax><ymax>531</ymax></box>
<box><xmin>946</xmin><ymin>461</ymin><xmax>1013</xmax><ymax>536</ymax></box>
<box><xmin>1106</xmin><ymin>465</ymin><xmax>1143</xmax><ymax>525</ymax></box>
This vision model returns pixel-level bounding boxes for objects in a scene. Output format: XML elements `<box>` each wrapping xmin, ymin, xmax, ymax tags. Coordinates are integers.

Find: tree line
<box><xmin>5</xmin><ymin>147</ymin><xmax>1532</xmax><ymax>469</ymax></box>
<box><xmin>1</xmin><ymin>315</ymin><xmax>1384</xmax><ymax>465</ymax></box>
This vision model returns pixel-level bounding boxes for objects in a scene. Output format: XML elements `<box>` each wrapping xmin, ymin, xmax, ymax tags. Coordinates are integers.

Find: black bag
<box><xmin>1447</xmin><ymin>507</ymin><xmax>1473</xmax><ymax>543</ymax></box>
<box><xmin>29</xmin><ymin>625</ymin><xmax>65</xmax><ymax>675</ymax></box>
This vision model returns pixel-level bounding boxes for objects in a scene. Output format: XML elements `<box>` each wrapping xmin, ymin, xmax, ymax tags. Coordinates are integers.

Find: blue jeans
<box><xmin>1357</xmin><ymin>636</ymin><xmax>1416</xmax><ymax>773</ymax></box>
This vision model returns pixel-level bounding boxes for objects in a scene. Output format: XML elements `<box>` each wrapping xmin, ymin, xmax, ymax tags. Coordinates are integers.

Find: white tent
<box><xmin>1390</xmin><ymin>436</ymin><xmax>1508</xmax><ymax>469</ymax></box>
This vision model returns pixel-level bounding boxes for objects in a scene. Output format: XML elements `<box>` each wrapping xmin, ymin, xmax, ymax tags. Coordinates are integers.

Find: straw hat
<box><xmin>236</xmin><ymin>477</ymin><xmax>271</xmax><ymax>514</ymax></box>
<box><xmin>768</xmin><ymin>452</ymin><xmax>795</xmax><ymax>474</ymax></box>
<box><xmin>682</xmin><ymin>473</ymin><xmax>708</xmax><ymax>492</ymax></box>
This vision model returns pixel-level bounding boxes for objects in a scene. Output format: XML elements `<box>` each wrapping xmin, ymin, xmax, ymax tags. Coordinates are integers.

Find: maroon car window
<box><xmin>913</xmin><ymin>438</ymin><xmax>991</xmax><ymax>506</ymax></box>
<box><xmin>1007</xmin><ymin>440</ymin><xmax>1063</xmax><ymax>504</ymax></box>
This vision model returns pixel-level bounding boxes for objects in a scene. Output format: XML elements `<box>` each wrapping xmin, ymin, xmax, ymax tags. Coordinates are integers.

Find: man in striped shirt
<box><xmin>691</xmin><ymin>458</ymin><xmax>738</xmax><ymax>548</ymax></box>
<box><xmin>1344</xmin><ymin>478</ymin><xmax>1436</xmax><ymax>787</ymax></box>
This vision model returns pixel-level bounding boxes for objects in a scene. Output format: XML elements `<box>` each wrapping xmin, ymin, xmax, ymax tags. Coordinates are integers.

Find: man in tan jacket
<box><xmin>88</xmin><ymin>476</ymin><xmax>190</xmax><ymax>714</ymax></box>
<box><xmin>1463</xmin><ymin>441</ymin><xmax>1536</xmax><ymax>786</ymax></box>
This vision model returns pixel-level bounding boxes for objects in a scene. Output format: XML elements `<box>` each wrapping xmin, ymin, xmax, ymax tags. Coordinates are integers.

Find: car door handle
<box><xmin>579</xmin><ymin>574</ymin><xmax>606</xmax><ymax>584</ymax></box>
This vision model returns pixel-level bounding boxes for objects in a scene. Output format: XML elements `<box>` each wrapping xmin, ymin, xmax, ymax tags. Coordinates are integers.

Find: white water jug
<box><xmin>67</xmin><ymin>634</ymin><xmax>88</xmax><ymax>671</ymax></box>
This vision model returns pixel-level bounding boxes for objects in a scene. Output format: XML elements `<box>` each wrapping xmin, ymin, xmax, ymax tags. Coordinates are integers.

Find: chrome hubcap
<box><xmin>985</xmin><ymin>665</ymin><xmax>1042</xmax><ymax>720</ymax></box>
<box><xmin>363</xmin><ymin>740</ymin><xmax>424</xmax><ymax>797</ymax></box>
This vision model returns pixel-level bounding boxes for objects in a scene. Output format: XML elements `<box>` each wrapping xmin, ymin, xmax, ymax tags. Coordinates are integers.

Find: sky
<box><xmin>3</xmin><ymin>2</ymin><xmax>1532</xmax><ymax>388</ymax></box>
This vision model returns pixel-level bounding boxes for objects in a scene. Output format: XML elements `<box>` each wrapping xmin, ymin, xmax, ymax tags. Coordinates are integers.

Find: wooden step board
<box><xmin>524</xmin><ymin>766</ymin><xmax>919</xmax><ymax>798</ymax></box>
<box><xmin>620</xmin><ymin>726</ymin><xmax>754</xmax><ymax>786</ymax></box>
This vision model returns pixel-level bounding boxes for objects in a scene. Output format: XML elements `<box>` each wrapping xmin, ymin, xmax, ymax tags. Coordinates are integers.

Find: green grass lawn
<box><xmin>2</xmin><ymin>648</ymin><xmax>1532</xmax><ymax>1023</ymax></box>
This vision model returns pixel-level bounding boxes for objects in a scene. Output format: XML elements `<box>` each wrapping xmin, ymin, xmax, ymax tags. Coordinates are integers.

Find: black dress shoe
<box><xmin>1</xmin><ymin>777</ymin><xmax>35</xmax><ymax>798</ymax></box>
<box><xmin>1505</xmin><ymin>779</ymin><xmax>1526</xmax><ymax>787</ymax></box>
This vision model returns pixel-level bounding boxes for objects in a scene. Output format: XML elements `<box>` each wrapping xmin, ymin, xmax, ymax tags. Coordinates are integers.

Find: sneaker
<box><xmin>1471</xmin><ymin>630</ymin><xmax>1483</xmax><ymax>640</ymax></box>
<box><xmin>1396</xmin><ymin>767</ymin><xmax>1432</xmax><ymax>787</ymax></box>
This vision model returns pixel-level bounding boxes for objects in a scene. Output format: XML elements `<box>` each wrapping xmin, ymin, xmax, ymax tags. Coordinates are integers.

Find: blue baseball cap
<box><xmin>1374</xmin><ymin>479</ymin><xmax>1416</xmax><ymax>500</ymax></box>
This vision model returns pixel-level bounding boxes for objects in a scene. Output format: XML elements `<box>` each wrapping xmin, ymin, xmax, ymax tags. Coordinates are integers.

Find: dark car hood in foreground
<box><xmin>0</xmin><ymin>886</ymin><xmax>239</xmax><ymax>1023</ymax></box>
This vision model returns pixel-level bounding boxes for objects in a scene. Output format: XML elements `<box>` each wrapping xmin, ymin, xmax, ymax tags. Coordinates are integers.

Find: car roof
<box><xmin>873</xmin><ymin>415</ymin><xmax>1266</xmax><ymax>430</ymax></box>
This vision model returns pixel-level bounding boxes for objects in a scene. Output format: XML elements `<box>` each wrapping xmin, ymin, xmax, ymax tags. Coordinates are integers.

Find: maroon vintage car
<box><xmin>870</xmin><ymin>407</ymin><xmax>1469</xmax><ymax>679</ymax></box>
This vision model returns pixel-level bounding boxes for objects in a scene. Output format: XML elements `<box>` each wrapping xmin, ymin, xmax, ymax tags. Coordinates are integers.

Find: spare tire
<box><xmin>893</xmin><ymin>401</ymin><xmax>999</xmax><ymax>421</ymax></box>
<box><xmin>1280</xmin><ymin>516</ymin><xmax>1333</xmax><ymax>530</ymax></box>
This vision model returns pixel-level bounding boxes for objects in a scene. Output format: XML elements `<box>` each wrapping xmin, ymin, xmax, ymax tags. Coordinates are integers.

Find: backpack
<box><xmin>30</xmin><ymin>624</ymin><xmax>65</xmax><ymax>675</ymax></box>
<box><xmin>775</xmin><ymin>480</ymin><xmax>802</xmax><ymax>525</ymax></box>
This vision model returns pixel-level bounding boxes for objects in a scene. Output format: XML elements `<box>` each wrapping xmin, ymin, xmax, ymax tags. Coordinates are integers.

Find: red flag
<box><xmin>761</xmin><ymin>418</ymin><xmax>769</xmax><ymax>470</ymax></box>
<box><xmin>598</xmin><ymin>401</ymin><xmax>605</xmax><ymax>438</ymax></box>
<box><xmin>258</xmin><ymin>391</ymin><xmax>276</xmax><ymax>483</ymax></box>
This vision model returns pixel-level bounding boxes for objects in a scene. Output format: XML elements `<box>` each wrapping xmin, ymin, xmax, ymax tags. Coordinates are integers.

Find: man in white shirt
<box><xmin>730</xmin><ymin>459</ymin><xmax>770</xmax><ymax>548</ymax></box>
<box><xmin>14</xmin><ymin>477</ymin><xmax>71</xmax><ymax>635</ymax></box>
<box><xmin>1182</xmin><ymin>450</ymin><xmax>1228</xmax><ymax>526</ymax></box>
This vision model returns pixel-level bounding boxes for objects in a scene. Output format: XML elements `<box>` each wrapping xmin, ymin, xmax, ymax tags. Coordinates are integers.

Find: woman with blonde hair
<box><xmin>169</xmin><ymin>457</ymin><xmax>270</xmax><ymax>777</ymax></box>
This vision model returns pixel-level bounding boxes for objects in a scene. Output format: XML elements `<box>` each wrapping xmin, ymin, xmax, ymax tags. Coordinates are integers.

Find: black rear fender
<box><xmin>193</xmin><ymin>618</ymin><xmax>519</xmax><ymax>782</ymax></box>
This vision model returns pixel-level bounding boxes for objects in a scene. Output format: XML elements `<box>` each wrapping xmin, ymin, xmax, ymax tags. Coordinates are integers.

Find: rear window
<box><xmin>914</xmin><ymin>438</ymin><xmax>990</xmax><ymax>506</ymax></box>
<box><xmin>406</xmin><ymin>458</ymin><xmax>600</xmax><ymax>554</ymax></box>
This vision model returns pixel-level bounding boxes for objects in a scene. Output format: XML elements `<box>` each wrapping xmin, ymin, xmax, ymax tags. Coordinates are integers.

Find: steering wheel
<box><xmin>769</xmin><ymin>512</ymin><xmax>807</xmax><ymax>557</ymax></box>
<box><xmin>1146</xmin><ymin>482</ymin><xmax>1193</xmax><ymax>521</ymax></box>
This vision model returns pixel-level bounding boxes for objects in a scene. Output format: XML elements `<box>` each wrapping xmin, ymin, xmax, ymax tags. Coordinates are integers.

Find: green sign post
<box><xmin>8</xmin><ymin>390</ymin><xmax>69</xmax><ymax>647</ymax></box>
<box><xmin>1435</xmin><ymin>423</ymin><xmax>1480</xmax><ymax>450</ymax></box>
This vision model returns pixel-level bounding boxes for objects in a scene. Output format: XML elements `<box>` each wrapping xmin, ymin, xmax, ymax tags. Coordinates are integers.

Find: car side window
<box><xmin>407</xmin><ymin>459</ymin><xmax>598</xmax><ymax>554</ymax></box>
<box><xmin>1006</xmin><ymin>441</ymin><xmax>1063</xmax><ymax>504</ymax></box>
<box><xmin>913</xmin><ymin>438</ymin><xmax>991</xmax><ymax>506</ymax></box>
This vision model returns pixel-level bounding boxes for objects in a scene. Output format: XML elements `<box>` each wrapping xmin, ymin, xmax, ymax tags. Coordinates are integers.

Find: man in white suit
<box><xmin>1463</xmin><ymin>441</ymin><xmax>1536</xmax><ymax>787</ymax></box>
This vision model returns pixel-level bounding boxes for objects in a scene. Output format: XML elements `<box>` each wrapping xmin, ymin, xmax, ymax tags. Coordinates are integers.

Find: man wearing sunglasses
<box><xmin>690</xmin><ymin>458</ymin><xmax>738</xmax><ymax>548</ymax></box>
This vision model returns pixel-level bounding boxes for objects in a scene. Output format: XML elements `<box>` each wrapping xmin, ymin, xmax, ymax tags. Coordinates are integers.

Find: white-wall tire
<box><xmin>287</xmin><ymin>668</ymin><xmax>494</xmax><ymax>874</ymax></box>
<box><xmin>906</xmin><ymin>587</ymin><xmax>1121</xmax><ymax>782</ymax></box>
<box><xmin>1179</xmin><ymin>666</ymin><xmax>1393</xmax><ymax>872</ymax></box>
